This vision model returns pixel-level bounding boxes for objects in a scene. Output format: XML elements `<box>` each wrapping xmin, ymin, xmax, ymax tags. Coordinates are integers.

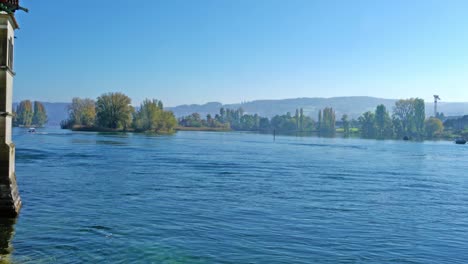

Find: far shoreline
<box><xmin>175</xmin><ymin>126</ymin><xmax>231</xmax><ymax>132</ymax></box>
<box><xmin>40</xmin><ymin>126</ymin><xmax>464</xmax><ymax>143</ymax></box>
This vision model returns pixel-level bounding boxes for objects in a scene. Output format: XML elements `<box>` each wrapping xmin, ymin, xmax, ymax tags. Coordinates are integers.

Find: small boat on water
<box><xmin>28</xmin><ymin>127</ymin><xmax>36</xmax><ymax>133</ymax></box>
<box><xmin>455</xmin><ymin>138</ymin><xmax>467</xmax><ymax>145</ymax></box>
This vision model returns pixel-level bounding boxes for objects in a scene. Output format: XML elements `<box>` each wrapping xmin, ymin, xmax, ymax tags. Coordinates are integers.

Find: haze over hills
<box><xmin>167</xmin><ymin>96</ymin><xmax>468</xmax><ymax>120</ymax></box>
<box><xmin>14</xmin><ymin>97</ymin><xmax>468</xmax><ymax>126</ymax></box>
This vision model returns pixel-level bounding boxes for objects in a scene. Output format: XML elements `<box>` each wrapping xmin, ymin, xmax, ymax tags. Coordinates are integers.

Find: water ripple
<box><xmin>6</xmin><ymin>129</ymin><xmax>468</xmax><ymax>263</ymax></box>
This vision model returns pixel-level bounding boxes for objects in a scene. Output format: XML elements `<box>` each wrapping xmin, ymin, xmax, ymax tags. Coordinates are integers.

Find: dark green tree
<box><xmin>299</xmin><ymin>108</ymin><xmax>304</xmax><ymax>131</ymax></box>
<box><xmin>96</xmin><ymin>92</ymin><xmax>133</xmax><ymax>129</ymax></box>
<box><xmin>259</xmin><ymin>117</ymin><xmax>270</xmax><ymax>131</ymax></box>
<box><xmin>318</xmin><ymin>109</ymin><xmax>322</xmax><ymax>131</ymax></box>
<box><xmin>240</xmin><ymin>114</ymin><xmax>257</xmax><ymax>130</ymax></box>
<box><xmin>219</xmin><ymin>108</ymin><xmax>226</xmax><ymax>122</ymax></box>
<box><xmin>375</xmin><ymin>104</ymin><xmax>393</xmax><ymax>138</ymax></box>
<box><xmin>319</xmin><ymin>107</ymin><xmax>335</xmax><ymax>134</ymax></box>
<box><xmin>413</xmin><ymin>98</ymin><xmax>425</xmax><ymax>137</ymax></box>
<box><xmin>206</xmin><ymin>114</ymin><xmax>213</xmax><ymax>127</ymax></box>
<box><xmin>341</xmin><ymin>114</ymin><xmax>350</xmax><ymax>136</ymax></box>
<box><xmin>295</xmin><ymin>109</ymin><xmax>299</xmax><ymax>131</ymax></box>
<box><xmin>271</xmin><ymin>114</ymin><xmax>296</xmax><ymax>132</ymax></box>
<box><xmin>358</xmin><ymin>111</ymin><xmax>376</xmax><ymax>138</ymax></box>
<box><xmin>302</xmin><ymin>116</ymin><xmax>315</xmax><ymax>131</ymax></box>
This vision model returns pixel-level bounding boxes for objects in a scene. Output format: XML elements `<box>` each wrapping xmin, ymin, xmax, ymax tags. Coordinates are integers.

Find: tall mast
<box><xmin>433</xmin><ymin>95</ymin><xmax>441</xmax><ymax>118</ymax></box>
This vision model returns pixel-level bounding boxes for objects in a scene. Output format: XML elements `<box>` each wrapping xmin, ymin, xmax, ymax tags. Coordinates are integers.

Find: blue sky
<box><xmin>12</xmin><ymin>0</ymin><xmax>468</xmax><ymax>106</ymax></box>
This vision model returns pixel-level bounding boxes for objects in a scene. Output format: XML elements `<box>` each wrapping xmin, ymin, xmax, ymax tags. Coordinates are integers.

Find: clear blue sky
<box><xmin>12</xmin><ymin>0</ymin><xmax>468</xmax><ymax>106</ymax></box>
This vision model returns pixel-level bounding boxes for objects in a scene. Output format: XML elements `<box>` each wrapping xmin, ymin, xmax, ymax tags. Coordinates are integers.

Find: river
<box><xmin>2</xmin><ymin>128</ymin><xmax>468</xmax><ymax>263</ymax></box>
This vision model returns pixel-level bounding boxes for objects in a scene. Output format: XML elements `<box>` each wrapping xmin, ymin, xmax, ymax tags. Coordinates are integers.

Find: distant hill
<box><xmin>166</xmin><ymin>102</ymin><xmax>223</xmax><ymax>119</ymax></box>
<box><xmin>13</xmin><ymin>97</ymin><xmax>468</xmax><ymax>126</ymax></box>
<box><xmin>43</xmin><ymin>102</ymin><xmax>69</xmax><ymax>126</ymax></box>
<box><xmin>167</xmin><ymin>96</ymin><xmax>468</xmax><ymax>119</ymax></box>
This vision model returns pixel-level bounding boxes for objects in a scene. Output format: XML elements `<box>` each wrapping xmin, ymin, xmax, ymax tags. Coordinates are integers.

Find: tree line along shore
<box><xmin>12</xmin><ymin>100</ymin><xmax>47</xmax><ymax>128</ymax></box>
<box><xmin>177</xmin><ymin>98</ymin><xmax>463</xmax><ymax>140</ymax></box>
<box><xmin>13</xmin><ymin>92</ymin><xmax>468</xmax><ymax>140</ymax></box>
<box><xmin>60</xmin><ymin>92</ymin><xmax>177</xmax><ymax>133</ymax></box>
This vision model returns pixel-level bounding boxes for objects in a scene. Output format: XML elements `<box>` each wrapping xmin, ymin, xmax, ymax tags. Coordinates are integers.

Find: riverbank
<box><xmin>59</xmin><ymin>125</ymin><xmax>467</xmax><ymax>143</ymax></box>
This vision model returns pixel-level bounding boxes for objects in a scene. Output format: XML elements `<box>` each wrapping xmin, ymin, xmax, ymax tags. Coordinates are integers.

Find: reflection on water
<box><xmin>97</xmin><ymin>132</ymin><xmax>130</xmax><ymax>138</ymax></box>
<box><xmin>95</xmin><ymin>140</ymin><xmax>128</xmax><ymax>146</ymax></box>
<box><xmin>0</xmin><ymin>218</ymin><xmax>16</xmax><ymax>263</ymax></box>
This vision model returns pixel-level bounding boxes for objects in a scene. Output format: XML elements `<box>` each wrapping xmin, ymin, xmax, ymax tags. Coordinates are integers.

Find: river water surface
<box><xmin>2</xmin><ymin>128</ymin><xmax>468</xmax><ymax>263</ymax></box>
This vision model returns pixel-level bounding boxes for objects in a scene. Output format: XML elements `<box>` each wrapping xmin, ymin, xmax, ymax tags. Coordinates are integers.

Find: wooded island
<box><xmin>56</xmin><ymin>92</ymin><xmax>464</xmax><ymax>140</ymax></box>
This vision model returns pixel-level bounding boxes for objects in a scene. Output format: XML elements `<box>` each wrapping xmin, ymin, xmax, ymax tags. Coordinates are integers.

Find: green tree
<box><xmin>15</xmin><ymin>100</ymin><xmax>33</xmax><ymax>127</ymax></box>
<box><xmin>133</xmin><ymin>99</ymin><xmax>162</xmax><ymax>131</ymax></box>
<box><xmin>392</xmin><ymin>98</ymin><xmax>426</xmax><ymax>138</ymax></box>
<box><xmin>425</xmin><ymin>117</ymin><xmax>443</xmax><ymax>138</ymax></box>
<box><xmin>392</xmin><ymin>116</ymin><xmax>404</xmax><ymax>138</ymax></box>
<box><xmin>295</xmin><ymin>109</ymin><xmax>299</xmax><ymax>131</ymax></box>
<box><xmin>69</xmin><ymin>98</ymin><xmax>96</xmax><ymax>127</ymax></box>
<box><xmin>259</xmin><ymin>117</ymin><xmax>270</xmax><ymax>131</ymax></box>
<box><xmin>375</xmin><ymin>104</ymin><xmax>393</xmax><ymax>138</ymax></box>
<box><xmin>206</xmin><ymin>114</ymin><xmax>213</xmax><ymax>127</ymax></box>
<box><xmin>341</xmin><ymin>114</ymin><xmax>350</xmax><ymax>136</ymax></box>
<box><xmin>318</xmin><ymin>109</ymin><xmax>322</xmax><ymax>131</ymax></box>
<box><xmin>219</xmin><ymin>108</ymin><xmax>226</xmax><ymax>122</ymax></box>
<box><xmin>32</xmin><ymin>101</ymin><xmax>48</xmax><ymax>127</ymax></box>
<box><xmin>413</xmin><ymin>98</ymin><xmax>425</xmax><ymax>137</ymax></box>
<box><xmin>350</xmin><ymin>118</ymin><xmax>358</xmax><ymax>132</ymax></box>
<box><xmin>302</xmin><ymin>116</ymin><xmax>315</xmax><ymax>132</ymax></box>
<box><xmin>96</xmin><ymin>92</ymin><xmax>133</xmax><ymax>129</ymax></box>
<box><xmin>240</xmin><ymin>114</ymin><xmax>257</xmax><ymax>130</ymax></box>
<box><xmin>66</xmin><ymin>97</ymin><xmax>96</xmax><ymax>127</ymax></box>
<box><xmin>213</xmin><ymin>108</ymin><xmax>254</xmax><ymax>130</ymax></box>
<box><xmin>319</xmin><ymin>107</ymin><xmax>335</xmax><ymax>134</ymax></box>
<box><xmin>271</xmin><ymin>114</ymin><xmax>296</xmax><ymax>132</ymax></box>
<box><xmin>80</xmin><ymin>99</ymin><xmax>97</xmax><ymax>127</ymax></box>
<box><xmin>299</xmin><ymin>108</ymin><xmax>304</xmax><ymax>131</ymax></box>
<box><xmin>393</xmin><ymin>99</ymin><xmax>415</xmax><ymax>136</ymax></box>
<box><xmin>254</xmin><ymin>114</ymin><xmax>260</xmax><ymax>130</ymax></box>
<box><xmin>358</xmin><ymin>111</ymin><xmax>376</xmax><ymax>138</ymax></box>
<box><xmin>179</xmin><ymin>113</ymin><xmax>203</xmax><ymax>127</ymax></box>
<box><xmin>160</xmin><ymin>111</ymin><xmax>177</xmax><ymax>132</ymax></box>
